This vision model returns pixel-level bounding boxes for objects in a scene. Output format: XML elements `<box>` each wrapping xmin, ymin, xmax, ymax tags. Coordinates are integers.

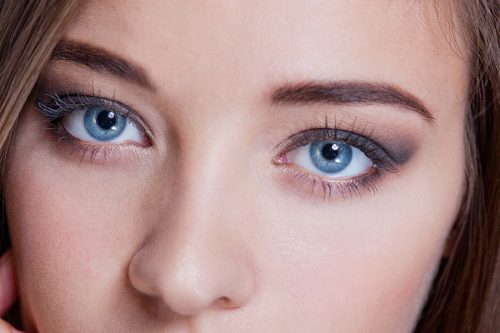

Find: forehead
<box><xmin>64</xmin><ymin>0</ymin><xmax>467</xmax><ymax>113</ymax></box>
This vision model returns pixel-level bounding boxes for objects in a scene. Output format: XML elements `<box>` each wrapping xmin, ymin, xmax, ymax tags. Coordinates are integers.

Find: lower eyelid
<box><xmin>274</xmin><ymin>163</ymin><xmax>382</xmax><ymax>201</ymax></box>
<box><xmin>59</xmin><ymin>139</ymin><xmax>148</xmax><ymax>166</ymax></box>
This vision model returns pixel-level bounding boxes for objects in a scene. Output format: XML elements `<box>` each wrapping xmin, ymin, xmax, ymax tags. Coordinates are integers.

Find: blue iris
<box><xmin>84</xmin><ymin>108</ymin><xmax>127</xmax><ymax>141</ymax></box>
<box><xmin>309</xmin><ymin>141</ymin><xmax>353</xmax><ymax>174</ymax></box>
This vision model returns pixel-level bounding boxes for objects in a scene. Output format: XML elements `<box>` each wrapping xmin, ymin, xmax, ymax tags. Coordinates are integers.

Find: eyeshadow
<box><xmin>377</xmin><ymin>136</ymin><xmax>417</xmax><ymax>166</ymax></box>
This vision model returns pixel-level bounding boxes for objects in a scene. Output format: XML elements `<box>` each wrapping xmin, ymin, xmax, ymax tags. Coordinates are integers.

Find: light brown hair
<box><xmin>0</xmin><ymin>1</ymin><xmax>498</xmax><ymax>332</ymax></box>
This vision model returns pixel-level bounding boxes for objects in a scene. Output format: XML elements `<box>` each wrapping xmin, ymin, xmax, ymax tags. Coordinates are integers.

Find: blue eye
<box><xmin>309</xmin><ymin>141</ymin><xmax>353</xmax><ymax>174</ymax></box>
<box><xmin>84</xmin><ymin>108</ymin><xmax>127</xmax><ymax>141</ymax></box>
<box><xmin>61</xmin><ymin>106</ymin><xmax>144</xmax><ymax>144</ymax></box>
<box><xmin>286</xmin><ymin>140</ymin><xmax>373</xmax><ymax>178</ymax></box>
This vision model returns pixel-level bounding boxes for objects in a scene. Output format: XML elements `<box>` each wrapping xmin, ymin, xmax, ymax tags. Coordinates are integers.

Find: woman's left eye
<box><xmin>62</xmin><ymin>107</ymin><xmax>144</xmax><ymax>144</ymax></box>
<box><xmin>285</xmin><ymin>140</ymin><xmax>374</xmax><ymax>178</ymax></box>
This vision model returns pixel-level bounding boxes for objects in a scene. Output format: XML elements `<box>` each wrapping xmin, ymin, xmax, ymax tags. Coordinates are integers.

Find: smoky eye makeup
<box><xmin>272</xmin><ymin>122</ymin><xmax>417</xmax><ymax>201</ymax></box>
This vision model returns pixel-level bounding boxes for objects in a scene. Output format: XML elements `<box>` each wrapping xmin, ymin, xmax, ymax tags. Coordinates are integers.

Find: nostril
<box><xmin>213</xmin><ymin>296</ymin><xmax>233</xmax><ymax>309</ymax></box>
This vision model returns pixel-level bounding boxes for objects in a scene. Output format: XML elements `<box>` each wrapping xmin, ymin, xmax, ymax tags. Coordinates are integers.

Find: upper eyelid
<box><xmin>276</xmin><ymin>128</ymin><xmax>381</xmax><ymax>153</ymax></box>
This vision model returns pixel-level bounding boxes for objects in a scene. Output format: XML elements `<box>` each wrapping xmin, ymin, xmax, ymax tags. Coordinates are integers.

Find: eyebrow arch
<box><xmin>271</xmin><ymin>81</ymin><xmax>434</xmax><ymax>121</ymax></box>
<box><xmin>51</xmin><ymin>40</ymin><xmax>155</xmax><ymax>91</ymax></box>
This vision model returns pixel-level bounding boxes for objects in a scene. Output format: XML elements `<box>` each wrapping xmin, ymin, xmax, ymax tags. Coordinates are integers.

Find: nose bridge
<box><xmin>176</xmin><ymin>109</ymin><xmax>252</xmax><ymax>217</ymax></box>
<box><xmin>128</xmin><ymin>122</ymin><xmax>257</xmax><ymax>316</ymax></box>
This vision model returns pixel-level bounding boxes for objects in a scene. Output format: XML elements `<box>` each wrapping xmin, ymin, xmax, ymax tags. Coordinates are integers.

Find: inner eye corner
<box><xmin>272</xmin><ymin>152</ymin><xmax>288</xmax><ymax>165</ymax></box>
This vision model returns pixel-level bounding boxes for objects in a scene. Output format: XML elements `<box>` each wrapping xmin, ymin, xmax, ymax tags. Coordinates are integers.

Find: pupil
<box><xmin>321</xmin><ymin>143</ymin><xmax>339</xmax><ymax>160</ymax></box>
<box><xmin>96</xmin><ymin>111</ymin><xmax>117</xmax><ymax>130</ymax></box>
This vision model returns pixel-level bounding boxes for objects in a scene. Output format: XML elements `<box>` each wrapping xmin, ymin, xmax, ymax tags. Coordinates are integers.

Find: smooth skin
<box><xmin>3</xmin><ymin>0</ymin><xmax>468</xmax><ymax>332</ymax></box>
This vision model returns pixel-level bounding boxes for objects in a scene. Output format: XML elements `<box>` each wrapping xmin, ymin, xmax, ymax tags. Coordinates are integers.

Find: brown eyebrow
<box><xmin>271</xmin><ymin>81</ymin><xmax>434</xmax><ymax>121</ymax></box>
<box><xmin>52</xmin><ymin>40</ymin><xmax>154</xmax><ymax>91</ymax></box>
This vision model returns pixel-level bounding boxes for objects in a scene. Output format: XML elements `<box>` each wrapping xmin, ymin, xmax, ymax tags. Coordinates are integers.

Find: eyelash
<box><xmin>273</xmin><ymin>122</ymin><xmax>398</xmax><ymax>201</ymax></box>
<box><xmin>35</xmin><ymin>91</ymin><xmax>151</xmax><ymax>163</ymax></box>
<box><xmin>35</xmin><ymin>91</ymin><xmax>397</xmax><ymax>200</ymax></box>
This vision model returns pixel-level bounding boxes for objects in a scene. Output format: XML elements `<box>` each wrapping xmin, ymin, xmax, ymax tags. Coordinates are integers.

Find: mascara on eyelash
<box><xmin>36</xmin><ymin>92</ymin><xmax>129</xmax><ymax>120</ymax></box>
<box><xmin>35</xmin><ymin>92</ymin><xmax>76</xmax><ymax>121</ymax></box>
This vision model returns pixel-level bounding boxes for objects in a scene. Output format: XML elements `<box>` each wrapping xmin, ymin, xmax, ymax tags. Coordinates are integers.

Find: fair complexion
<box><xmin>2</xmin><ymin>0</ymin><xmax>468</xmax><ymax>332</ymax></box>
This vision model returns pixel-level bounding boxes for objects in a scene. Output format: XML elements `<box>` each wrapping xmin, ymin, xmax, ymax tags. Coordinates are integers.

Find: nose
<box><xmin>128</xmin><ymin>145</ymin><xmax>257</xmax><ymax>317</ymax></box>
<box><xmin>128</xmin><ymin>223</ymin><xmax>256</xmax><ymax>316</ymax></box>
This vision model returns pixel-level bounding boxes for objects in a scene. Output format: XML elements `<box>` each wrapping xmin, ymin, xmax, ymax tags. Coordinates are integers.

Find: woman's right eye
<box><xmin>61</xmin><ymin>107</ymin><xmax>145</xmax><ymax>145</ymax></box>
<box><xmin>36</xmin><ymin>93</ymin><xmax>149</xmax><ymax>146</ymax></box>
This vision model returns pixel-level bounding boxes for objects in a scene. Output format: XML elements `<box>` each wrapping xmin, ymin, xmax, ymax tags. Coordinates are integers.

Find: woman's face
<box><xmin>5</xmin><ymin>1</ymin><xmax>468</xmax><ymax>332</ymax></box>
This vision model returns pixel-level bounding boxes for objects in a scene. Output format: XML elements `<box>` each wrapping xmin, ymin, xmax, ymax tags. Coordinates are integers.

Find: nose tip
<box><xmin>156</xmin><ymin>257</ymin><xmax>253</xmax><ymax>316</ymax></box>
<box><xmin>128</xmin><ymin>233</ymin><xmax>255</xmax><ymax>317</ymax></box>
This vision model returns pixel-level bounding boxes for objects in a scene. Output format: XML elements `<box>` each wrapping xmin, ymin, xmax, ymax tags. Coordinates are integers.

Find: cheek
<box><xmin>4</xmin><ymin>140</ymin><xmax>151</xmax><ymax>330</ymax></box>
<box><xmin>260</xmin><ymin>130</ymin><xmax>464</xmax><ymax>331</ymax></box>
<box><xmin>261</xmin><ymin>196</ymin><xmax>459</xmax><ymax>331</ymax></box>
